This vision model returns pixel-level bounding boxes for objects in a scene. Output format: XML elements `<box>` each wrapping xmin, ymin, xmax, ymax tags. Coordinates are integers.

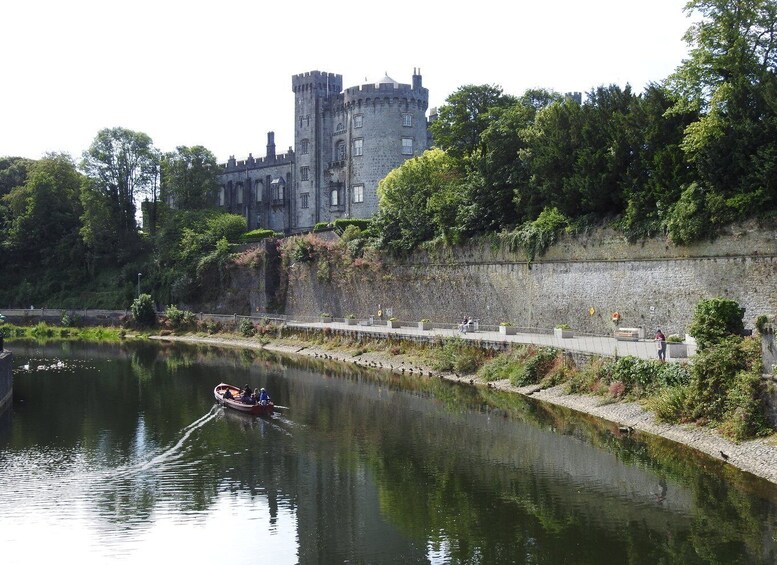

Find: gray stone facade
<box><xmin>217</xmin><ymin>69</ymin><xmax>429</xmax><ymax>233</ymax></box>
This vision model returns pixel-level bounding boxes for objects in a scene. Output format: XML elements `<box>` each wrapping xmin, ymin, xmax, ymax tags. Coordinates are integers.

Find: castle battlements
<box><xmin>222</xmin><ymin>149</ymin><xmax>295</xmax><ymax>172</ymax></box>
<box><xmin>292</xmin><ymin>71</ymin><xmax>343</xmax><ymax>94</ymax></box>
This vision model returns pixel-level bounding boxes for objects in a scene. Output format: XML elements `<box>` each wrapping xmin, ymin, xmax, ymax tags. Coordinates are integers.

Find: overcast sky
<box><xmin>1</xmin><ymin>0</ymin><xmax>692</xmax><ymax>164</ymax></box>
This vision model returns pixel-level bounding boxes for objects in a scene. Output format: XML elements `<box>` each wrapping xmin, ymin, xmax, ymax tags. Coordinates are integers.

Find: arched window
<box><xmin>219</xmin><ymin>186</ymin><xmax>225</xmax><ymax>206</ymax></box>
<box><xmin>255</xmin><ymin>180</ymin><xmax>263</xmax><ymax>202</ymax></box>
<box><xmin>237</xmin><ymin>183</ymin><xmax>244</xmax><ymax>204</ymax></box>
<box><xmin>331</xmin><ymin>189</ymin><xmax>339</xmax><ymax>206</ymax></box>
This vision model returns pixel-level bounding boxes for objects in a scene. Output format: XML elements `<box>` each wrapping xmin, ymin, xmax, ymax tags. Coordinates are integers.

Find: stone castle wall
<box><xmin>275</xmin><ymin>224</ymin><xmax>777</xmax><ymax>336</ymax></box>
<box><xmin>0</xmin><ymin>351</ymin><xmax>12</xmax><ymax>414</ymax></box>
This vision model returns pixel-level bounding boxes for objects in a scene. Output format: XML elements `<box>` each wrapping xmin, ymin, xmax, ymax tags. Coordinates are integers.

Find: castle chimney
<box><xmin>412</xmin><ymin>68</ymin><xmax>422</xmax><ymax>90</ymax></box>
<box><xmin>267</xmin><ymin>131</ymin><xmax>276</xmax><ymax>160</ymax></box>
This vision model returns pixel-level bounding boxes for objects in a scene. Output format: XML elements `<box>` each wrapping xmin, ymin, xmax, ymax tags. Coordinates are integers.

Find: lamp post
<box><xmin>137</xmin><ymin>273</ymin><xmax>142</xmax><ymax>297</ymax></box>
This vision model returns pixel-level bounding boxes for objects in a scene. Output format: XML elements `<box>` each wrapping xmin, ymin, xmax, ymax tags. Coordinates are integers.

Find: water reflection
<box><xmin>0</xmin><ymin>340</ymin><xmax>776</xmax><ymax>564</ymax></box>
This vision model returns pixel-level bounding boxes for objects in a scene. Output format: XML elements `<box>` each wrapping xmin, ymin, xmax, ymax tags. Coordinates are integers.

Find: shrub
<box><xmin>240</xmin><ymin>228</ymin><xmax>276</xmax><ymax>243</ymax></box>
<box><xmin>130</xmin><ymin>294</ymin><xmax>156</xmax><ymax>327</ymax></box>
<box><xmin>504</xmin><ymin>207</ymin><xmax>569</xmax><ymax>262</ymax></box>
<box><xmin>165</xmin><ymin>304</ymin><xmax>196</xmax><ymax>329</ymax></box>
<box><xmin>687</xmin><ymin>297</ymin><xmax>745</xmax><ymax>350</ymax></box>
<box><xmin>510</xmin><ymin>348</ymin><xmax>559</xmax><ymax>387</ymax></box>
<box><xmin>239</xmin><ymin>319</ymin><xmax>256</xmax><ymax>337</ymax></box>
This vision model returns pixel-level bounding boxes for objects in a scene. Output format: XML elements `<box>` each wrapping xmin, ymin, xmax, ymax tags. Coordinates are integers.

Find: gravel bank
<box><xmin>152</xmin><ymin>334</ymin><xmax>777</xmax><ymax>485</ymax></box>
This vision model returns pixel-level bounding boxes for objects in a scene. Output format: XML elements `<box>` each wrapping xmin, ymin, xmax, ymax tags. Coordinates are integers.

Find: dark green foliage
<box><xmin>610</xmin><ymin>356</ymin><xmax>690</xmax><ymax>395</ymax></box>
<box><xmin>313</xmin><ymin>222</ymin><xmax>331</xmax><ymax>232</ymax></box>
<box><xmin>240</xmin><ymin>229</ymin><xmax>276</xmax><ymax>243</ymax></box>
<box><xmin>164</xmin><ymin>305</ymin><xmax>196</xmax><ymax>329</ymax></box>
<box><xmin>687</xmin><ymin>298</ymin><xmax>745</xmax><ymax>350</ymax></box>
<box><xmin>510</xmin><ymin>347</ymin><xmax>559</xmax><ymax>386</ymax></box>
<box><xmin>430</xmin><ymin>338</ymin><xmax>485</xmax><ymax>374</ymax></box>
<box><xmin>130</xmin><ymin>294</ymin><xmax>157</xmax><ymax>327</ymax></box>
<box><xmin>503</xmin><ymin>207</ymin><xmax>568</xmax><ymax>261</ymax></box>
<box><xmin>332</xmin><ymin>218</ymin><xmax>371</xmax><ymax>233</ymax></box>
<box><xmin>239</xmin><ymin>318</ymin><xmax>256</xmax><ymax>337</ymax></box>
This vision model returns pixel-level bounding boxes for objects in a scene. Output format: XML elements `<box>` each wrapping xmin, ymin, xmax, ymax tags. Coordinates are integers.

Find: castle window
<box><xmin>353</xmin><ymin>114</ymin><xmax>363</xmax><ymax>128</ymax></box>
<box><xmin>218</xmin><ymin>186</ymin><xmax>225</xmax><ymax>206</ymax></box>
<box><xmin>402</xmin><ymin>113</ymin><xmax>412</xmax><ymax>127</ymax></box>
<box><xmin>331</xmin><ymin>189</ymin><xmax>339</xmax><ymax>206</ymax></box>
<box><xmin>271</xmin><ymin>177</ymin><xmax>285</xmax><ymax>202</ymax></box>
<box><xmin>336</xmin><ymin>141</ymin><xmax>346</xmax><ymax>161</ymax></box>
<box><xmin>301</xmin><ymin>193</ymin><xmax>309</xmax><ymax>209</ymax></box>
<box><xmin>353</xmin><ymin>138</ymin><xmax>363</xmax><ymax>156</ymax></box>
<box><xmin>353</xmin><ymin>184</ymin><xmax>364</xmax><ymax>203</ymax></box>
<box><xmin>300</xmin><ymin>139</ymin><xmax>309</xmax><ymax>155</ymax></box>
<box><xmin>336</xmin><ymin>122</ymin><xmax>345</xmax><ymax>133</ymax></box>
<box><xmin>255</xmin><ymin>180</ymin><xmax>263</xmax><ymax>202</ymax></box>
<box><xmin>305</xmin><ymin>115</ymin><xmax>310</xmax><ymax>127</ymax></box>
<box><xmin>236</xmin><ymin>183</ymin><xmax>244</xmax><ymax>204</ymax></box>
<box><xmin>301</xmin><ymin>166</ymin><xmax>309</xmax><ymax>181</ymax></box>
<box><xmin>402</xmin><ymin>138</ymin><xmax>413</xmax><ymax>155</ymax></box>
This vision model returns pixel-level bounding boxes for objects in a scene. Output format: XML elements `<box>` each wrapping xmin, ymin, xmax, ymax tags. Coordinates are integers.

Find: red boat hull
<box><xmin>214</xmin><ymin>383</ymin><xmax>274</xmax><ymax>416</ymax></box>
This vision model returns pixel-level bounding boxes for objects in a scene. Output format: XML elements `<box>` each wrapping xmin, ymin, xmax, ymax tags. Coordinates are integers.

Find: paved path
<box><xmin>286</xmin><ymin>320</ymin><xmax>695</xmax><ymax>362</ymax></box>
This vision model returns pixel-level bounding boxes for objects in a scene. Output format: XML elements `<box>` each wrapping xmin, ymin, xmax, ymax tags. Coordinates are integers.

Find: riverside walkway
<box><xmin>0</xmin><ymin>308</ymin><xmax>693</xmax><ymax>362</ymax></box>
<box><xmin>285</xmin><ymin>319</ymin><xmax>695</xmax><ymax>362</ymax></box>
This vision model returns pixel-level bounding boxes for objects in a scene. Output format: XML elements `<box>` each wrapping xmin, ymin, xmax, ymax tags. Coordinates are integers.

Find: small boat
<box><xmin>214</xmin><ymin>383</ymin><xmax>274</xmax><ymax>416</ymax></box>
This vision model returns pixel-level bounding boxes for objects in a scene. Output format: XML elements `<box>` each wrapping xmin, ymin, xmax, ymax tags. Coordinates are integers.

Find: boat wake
<box><xmin>112</xmin><ymin>404</ymin><xmax>220</xmax><ymax>478</ymax></box>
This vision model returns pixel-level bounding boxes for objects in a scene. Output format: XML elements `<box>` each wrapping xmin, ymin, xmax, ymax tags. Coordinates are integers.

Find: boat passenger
<box><xmin>258</xmin><ymin>387</ymin><xmax>270</xmax><ymax>406</ymax></box>
<box><xmin>223</xmin><ymin>389</ymin><xmax>233</xmax><ymax>400</ymax></box>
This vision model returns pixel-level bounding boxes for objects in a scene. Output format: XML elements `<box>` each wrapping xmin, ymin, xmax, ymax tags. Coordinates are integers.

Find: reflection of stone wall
<box><xmin>0</xmin><ymin>351</ymin><xmax>12</xmax><ymax>413</ymax></box>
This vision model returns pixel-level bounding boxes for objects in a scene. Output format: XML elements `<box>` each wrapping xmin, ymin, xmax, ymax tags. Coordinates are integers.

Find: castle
<box><xmin>216</xmin><ymin>69</ymin><xmax>430</xmax><ymax>233</ymax></box>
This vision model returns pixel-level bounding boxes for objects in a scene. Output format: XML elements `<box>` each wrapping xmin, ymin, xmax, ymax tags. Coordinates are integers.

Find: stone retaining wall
<box><xmin>0</xmin><ymin>351</ymin><xmax>12</xmax><ymax>414</ymax></box>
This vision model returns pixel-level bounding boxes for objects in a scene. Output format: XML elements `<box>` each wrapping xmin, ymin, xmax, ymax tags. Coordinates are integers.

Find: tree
<box><xmin>429</xmin><ymin>85</ymin><xmax>517</xmax><ymax>161</ymax></box>
<box><xmin>2</xmin><ymin>153</ymin><xmax>85</xmax><ymax>268</ymax></box>
<box><xmin>372</xmin><ymin>149</ymin><xmax>464</xmax><ymax>253</ymax></box>
<box><xmin>80</xmin><ymin>127</ymin><xmax>158</xmax><ymax>252</ymax></box>
<box><xmin>160</xmin><ymin>145</ymin><xmax>219</xmax><ymax>210</ymax></box>
<box><xmin>667</xmin><ymin>0</ymin><xmax>777</xmax><ymax>221</ymax></box>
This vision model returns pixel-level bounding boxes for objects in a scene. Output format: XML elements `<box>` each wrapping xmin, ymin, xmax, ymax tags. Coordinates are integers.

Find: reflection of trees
<box><xmin>4</xmin><ymin>340</ymin><xmax>777</xmax><ymax>563</ymax></box>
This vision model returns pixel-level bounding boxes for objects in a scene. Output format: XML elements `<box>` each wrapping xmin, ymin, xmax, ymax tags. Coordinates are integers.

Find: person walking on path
<box><xmin>655</xmin><ymin>328</ymin><xmax>666</xmax><ymax>361</ymax></box>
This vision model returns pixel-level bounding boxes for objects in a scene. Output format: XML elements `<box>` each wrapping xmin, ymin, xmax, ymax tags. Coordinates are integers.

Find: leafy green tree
<box><xmin>687</xmin><ymin>297</ymin><xmax>745</xmax><ymax>350</ymax></box>
<box><xmin>620</xmin><ymin>84</ymin><xmax>698</xmax><ymax>240</ymax></box>
<box><xmin>373</xmin><ymin>149</ymin><xmax>464</xmax><ymax>253</ymax></box>
<box><xmin>2</xmin><ymin>153</ymin><xmax>86</xmax><ymax>268</ymax></box>
<box><xmin>667</xmin><ymin>0</ymin><xmax>777</xmax><ymax>222</ymax></box>
<box><xmin>130</xmin><ymin>293</ymin><xmax>157</xmax><ymax>326</ymax></box>
<box><xmin>0</xmin><ymin>156</ymin><xmax>33</xmax><ymax>198</ymax></box>
<box><xmin>160</xmin><ymin>145</ymin><xmax>219</xmax><ymax>210</ymax></box>
<box><xmin>429</xmin><ymin>84</ymin><xmax>517</xmax><ymax>160</ymax></box>
<box><xmin>80</xmin><ymin>127</ymin><xmax>159</xmax><ymax>253</ymax></box>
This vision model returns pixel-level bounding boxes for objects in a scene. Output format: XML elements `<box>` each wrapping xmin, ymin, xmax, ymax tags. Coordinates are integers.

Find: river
<box><xmin>1</xmin><ymin>339</ymin><xmax>776</xmax><ymax>564</ymax></box>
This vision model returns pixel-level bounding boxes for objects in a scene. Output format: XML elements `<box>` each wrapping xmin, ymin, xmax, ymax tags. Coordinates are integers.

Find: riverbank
<box><xmin>153</xmin><ymin>332</ymin><xmax>777</xmax><ymax>484</ymax></box>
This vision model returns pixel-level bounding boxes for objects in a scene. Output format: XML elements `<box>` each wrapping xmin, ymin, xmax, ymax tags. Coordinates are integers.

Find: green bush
<box><xmin>687</xmin><ymin>297</ymin><xmax>745</xmax><ymax>350</ymax></box>
<box><xmin>165</xmin><ymin>304</ymin><xmax>196</xmax><ymax>329</ymax></box>
<box><xmin>504</xmin><ymin>207</ymin><xmax>569</xmax><ymax>262</ymax></box>
<box><xmin>313</xmin><ymin>222</ymin><xmax>331</xmax><ymax>232</ymax></box>
<box><xmin>239</xmin><ymin>318</ymin><xmax>256</xmax><ymax>337</ymax></box>
<box><xmin>431</xmin><ymin>338</ymin><xmax>484</xmax><ymax>374</ymax></box>
<box><xmin>510</xmin><ymin>348</ymin><xmax>559</xmax><ymax>387</ymax></box>
<box><xmin>333</xmin><ymin>218</ymin><xmax>371</xmax><ymax>233</ymax></box>
<box><xmin>130</xmin><ymin>294</ymin><xmax>157</xmax><ymax>327</ymax></box>
<box><xmin>240</xmin><ymin>229</ymin><xmax>276</xmax><ymax>243</ymax></box>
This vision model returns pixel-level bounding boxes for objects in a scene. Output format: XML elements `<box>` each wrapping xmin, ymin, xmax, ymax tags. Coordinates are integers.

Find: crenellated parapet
<box><xmin>220</xmin><ymin>149</ymin><xmax>295</xmax><ymax>172</ymax></box>
<box><xmin>343</xmin><ymin>80</ymin><xmax>428</xmax><ymax>111</ymax></box>
<box><xmin>292</xmin><ymin>70</ymin><xmax>343</xmax><ymax>95</ymax></box>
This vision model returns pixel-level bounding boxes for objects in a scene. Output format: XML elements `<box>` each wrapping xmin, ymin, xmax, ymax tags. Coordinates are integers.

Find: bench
<box><xmin>614</xmin><ymin>327</ymin><xmax>640</xmax><ymax>341</ymax></box>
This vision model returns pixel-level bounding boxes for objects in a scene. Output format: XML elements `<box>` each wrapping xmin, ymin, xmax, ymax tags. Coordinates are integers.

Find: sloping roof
<box><xmin>376</xmin><ymin>73</ymin><xmax>398</xmax><ymax>87</ymax></box>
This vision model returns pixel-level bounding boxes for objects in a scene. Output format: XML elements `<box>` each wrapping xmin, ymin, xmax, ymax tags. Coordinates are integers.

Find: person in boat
<box><xmin>223</xmin><ymin>388</ymin><xmax>233</xmax><ymax>400</ymax></box>
<box><xmin>241</xmin><ymin>384</ymin><xmax>253</xmax><ymax>403</ymax></box>
<box><xmin>258</xmin><ymin>387</ymin><xmax>270</xmax><ymax>406</ymax></box>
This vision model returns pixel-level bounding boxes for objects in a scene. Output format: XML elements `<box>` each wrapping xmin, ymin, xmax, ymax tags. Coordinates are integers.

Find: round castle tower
<box><xmin>292</xmin><ymin>69</ymin><xmax>429</xmax><ymax>228</ymax></box>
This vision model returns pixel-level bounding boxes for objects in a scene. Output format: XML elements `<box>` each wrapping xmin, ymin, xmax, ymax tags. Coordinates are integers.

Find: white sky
<box><xmin>0</xmin><ymin>0</ymin><xmax>692</xmax><ymax>164</ymax></box>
